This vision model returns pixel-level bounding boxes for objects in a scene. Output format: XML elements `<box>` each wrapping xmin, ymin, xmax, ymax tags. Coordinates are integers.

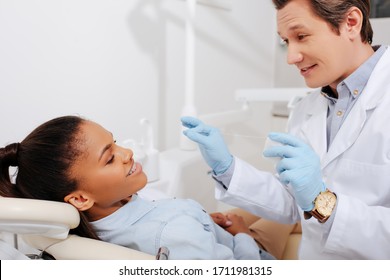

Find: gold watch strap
<box><xmin>304</xmin><ymin>209</ymin><xmax>329</xmax><ymax>223</ymax></box>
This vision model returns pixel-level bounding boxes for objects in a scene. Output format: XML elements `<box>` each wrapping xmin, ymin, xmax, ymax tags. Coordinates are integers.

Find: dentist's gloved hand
<box><xmin>263</xmin><ymin>132</ymin><xmax>325</xmax><ymax>211</ymax></box>
<box><xmin>181</xmin><ymin>116</ymin><xmax>233</xmax><ymax>175</ymax></box>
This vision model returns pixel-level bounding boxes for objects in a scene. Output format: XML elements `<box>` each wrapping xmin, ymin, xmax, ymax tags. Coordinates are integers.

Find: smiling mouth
<box><xmin>300</xmin><ymin>64</ymin><xmax>316</xmax><ymax>74</ymax></box>
<box><xmin>127</xmin><ymin>162</ymin><xmax>137</xmax><ymax>176</ymax></box>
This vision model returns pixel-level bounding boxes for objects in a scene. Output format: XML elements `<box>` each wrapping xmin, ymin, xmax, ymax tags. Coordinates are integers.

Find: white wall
<box><xmin>371</xmin><ymin>17</ymin><xmax>390</xmax><ymax>45</ymax></box>
<box><xmin>0</xmin><ymin>0</ymin><xmax>277</xmax><ymax>151</ymax></box>
<box><xmin>0</xmin><ymin>0</ymin><xmax>157</xmax><ymax>147</ymax></box>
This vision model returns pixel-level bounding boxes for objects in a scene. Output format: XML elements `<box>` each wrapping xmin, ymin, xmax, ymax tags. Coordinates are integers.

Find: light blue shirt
<box><xmin>90</xmin><ymin>195</ymin><xmax>262</xmax><ymax>260</ymax></box>
<box><xmin>322</xmin><ymin>45</ymin><xmax>387</xmax><ymax>148</ymax></box>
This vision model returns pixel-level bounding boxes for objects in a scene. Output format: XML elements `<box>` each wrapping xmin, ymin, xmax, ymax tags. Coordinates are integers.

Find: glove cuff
<box><xmin>214</xmin><ymin>155</ymin><xmax>233</xmax><ymax>175</ymax></box>
<box><xmin>301</xmin><ymin>182</ymin><xmax>326</xmax><ymax>212</ymax></box>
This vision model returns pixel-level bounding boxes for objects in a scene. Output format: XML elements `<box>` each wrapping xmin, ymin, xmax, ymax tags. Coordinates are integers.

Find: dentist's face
<box><xmin>70</xmin><ymin>121</ymin><xmax>147</xmax><ymax>220</ymax></box>
<box><xmin>277</xmin><ymin>0</ymin><xmax>355</xmax><ymax>89</ymax></box>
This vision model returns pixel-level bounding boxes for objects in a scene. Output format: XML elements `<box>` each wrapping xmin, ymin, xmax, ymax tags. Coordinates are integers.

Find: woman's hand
<box><xmin>210</xmin><ymin>212</ymin><xmax>232</xmax><ymax>228</ymax></box>
<box><xmin>210</xmin><ymin>212</ymin><xmax>251</xmax><ymax>236</ymax></box>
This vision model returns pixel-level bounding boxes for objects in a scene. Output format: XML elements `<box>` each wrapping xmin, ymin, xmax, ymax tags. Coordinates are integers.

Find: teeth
<box><xmin>128</xmin><ymin>162</ymin><xmax>137</xmax><ymax>176</ymax></box>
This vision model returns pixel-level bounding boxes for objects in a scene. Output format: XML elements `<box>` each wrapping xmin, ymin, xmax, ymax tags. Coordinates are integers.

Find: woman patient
<box><xmin>0</xmin><ymin>115</ymin><xmax>275</xmax><ymax>260</ymax></box>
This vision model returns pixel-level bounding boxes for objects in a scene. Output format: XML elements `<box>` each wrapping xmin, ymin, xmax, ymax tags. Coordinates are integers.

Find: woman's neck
<box><xmin>86</xmin><ymin>196</ymin><xmax>132</xmax><ymax>222</ymax></box>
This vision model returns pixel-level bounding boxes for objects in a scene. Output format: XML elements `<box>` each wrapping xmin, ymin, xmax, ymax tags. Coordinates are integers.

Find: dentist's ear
<box><xmin>344</xmin><ymin>7</ymin><xmax>363</xmax><ymax>40</ymax></box>
<box><xmin>64</xmin><ymin>192</ymin><xmax>94</xmax><ymax>211</ymax></box>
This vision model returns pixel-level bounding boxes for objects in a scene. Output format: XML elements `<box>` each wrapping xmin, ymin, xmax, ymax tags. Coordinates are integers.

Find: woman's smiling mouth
<box><xmin>127</xmin><ymin>161</ymin><xmax>137</xmax><ymax>176</ymax></box>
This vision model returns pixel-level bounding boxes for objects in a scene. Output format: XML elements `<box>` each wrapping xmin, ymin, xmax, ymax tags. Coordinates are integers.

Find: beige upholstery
<box><xmin>23</xmin><ymin>234</ymin><xmax>154</xmax><ymax>260</ymax></box>
<box><xmin>0</xmin><ymin>196</ymin><xmax>156</xmax><ymax>260</ymax></box>
<box><xmin>224</xmin><ymin>207</ymin><xmax>302</xmax><ymax>260</ymax></box>
<box><xmin>280</xmin><ymin>222</ymin><xmax>301</xmax><ymax>260</ymax></box>
<box><xmin>281</xmin><ymin>233</ymin><xmax>301</xmax><ymax>260</ymax></box>
<box><xmin>0</xmin><ymin>197</ymin><xmax>79</xmax><ymax>239</ymax></box>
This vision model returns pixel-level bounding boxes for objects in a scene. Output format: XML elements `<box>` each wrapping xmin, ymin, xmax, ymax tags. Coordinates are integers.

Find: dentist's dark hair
<box><xmin>272</xmin><ymin>0</ymin><xmax>373</xmax><ymax>44</ymax></box>
<box><xmin>0</xmin><ymin>115</ymin><xmax>99</xmax><ymax>240</ymax></box>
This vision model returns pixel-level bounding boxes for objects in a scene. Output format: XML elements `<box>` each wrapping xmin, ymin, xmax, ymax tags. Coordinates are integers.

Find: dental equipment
<box><xmin>235</xmin><ymin>87</ymin><xmax>314</xmax><ymax>103</ymax></box>
<box><xmin>180</xmin><ymin>0</ymin><xmax>198</xmax><ymax>151</ymax></box>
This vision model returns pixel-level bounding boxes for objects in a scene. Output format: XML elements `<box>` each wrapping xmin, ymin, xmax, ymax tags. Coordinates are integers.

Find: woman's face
<box><xmin>67</xmin><ymin>120</ymin><xmax>147</xmax><ymax>221</ymax></box>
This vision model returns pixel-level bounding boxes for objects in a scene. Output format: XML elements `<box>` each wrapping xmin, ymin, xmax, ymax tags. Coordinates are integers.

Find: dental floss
<box><xmin>262</xmin><ymin>137</ymin><xmax>283</xmax><ymax>164</ymax></box>
<box><xmin>220</xmin><ymin>132</ymin><xmax>267</xmax><ymax>140</ymax></box>
<box><xmin>221</xmin><ymin>132</ymin><xmax>282</xmax><ymax>164</ymax></box>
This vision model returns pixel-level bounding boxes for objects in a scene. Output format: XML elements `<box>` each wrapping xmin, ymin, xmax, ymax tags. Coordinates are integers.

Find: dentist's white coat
<box><xmin>216</xmin><ymin>47</ymin><xmax>390</xmax><ymax>259</ymax></box>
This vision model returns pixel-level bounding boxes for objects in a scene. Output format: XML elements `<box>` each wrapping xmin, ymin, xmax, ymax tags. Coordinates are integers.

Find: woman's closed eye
<box><xmin>105</xmin><ymin>140</ymin><xmax>117</xmax><ymax>165</ymax></box>
<box><xmin>107</xmin><ymin>155</ymin><xmax>115</xmax><ymax>164</ymax></box>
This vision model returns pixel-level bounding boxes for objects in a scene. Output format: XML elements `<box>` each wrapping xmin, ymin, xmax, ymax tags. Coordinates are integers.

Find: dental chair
<box><xmin>0</xmin><ymin>197</ymin><xmax>167</xmax><ymax>260</ymax></box>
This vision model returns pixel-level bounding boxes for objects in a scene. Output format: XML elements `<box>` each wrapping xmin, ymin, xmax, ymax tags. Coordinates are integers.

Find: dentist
<box><xmin>182</xmin><ymin>0</ymin><xmax>390</xmax><ymax>259</ymax></box>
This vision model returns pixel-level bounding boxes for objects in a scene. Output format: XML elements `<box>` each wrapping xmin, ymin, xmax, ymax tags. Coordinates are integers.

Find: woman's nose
<box><xmin>117</xmin><ymin>148</ymin><xmax>132</xmax><ymax>163</ymax></box>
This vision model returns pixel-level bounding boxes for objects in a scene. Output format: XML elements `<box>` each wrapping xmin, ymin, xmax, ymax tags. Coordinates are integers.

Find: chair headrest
<box><xmin>0</xmin><ymin>197</ymin><xmax>80</xmax><ymax>239</ymax></box>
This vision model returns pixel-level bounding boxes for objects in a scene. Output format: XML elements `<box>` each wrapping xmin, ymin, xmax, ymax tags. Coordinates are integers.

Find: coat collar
<box><xmin>300</xmin><ymin>47</ymin><xmax>390</xmax><ymax>168</ymax></box>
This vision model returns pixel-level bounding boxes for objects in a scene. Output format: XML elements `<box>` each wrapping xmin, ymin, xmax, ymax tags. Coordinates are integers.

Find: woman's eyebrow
<box><xmin>98</xmin><ymin>132</ymin><xmax>114</xmax><ymax>162</ymax></box>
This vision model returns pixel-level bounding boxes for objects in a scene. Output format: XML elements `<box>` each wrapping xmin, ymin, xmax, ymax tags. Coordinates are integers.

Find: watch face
<box><xmin>316</xmin><ymin>192</ymin><xmax>337</xmax><ymax>216</ymax></box>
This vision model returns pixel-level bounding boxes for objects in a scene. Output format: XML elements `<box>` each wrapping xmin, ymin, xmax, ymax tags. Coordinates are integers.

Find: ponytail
<box><xmin>0</xmin><ymin>143</ymin><xmax>20</xmax><ymax>197</ymax></box>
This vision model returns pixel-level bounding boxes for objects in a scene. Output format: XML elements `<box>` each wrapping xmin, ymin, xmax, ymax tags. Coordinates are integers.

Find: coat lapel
<box><xmin>322</xmin><ymin>100</ymin><xmax>367</xmax><ymax>168</ymax></box>
<box><xmin>321</xmin><ymin>47</ymin><xmax>390</xmax><ymax>168</ymax></box>
<box><xmin>300</xmin><ymin>93</ymin><xmax>328</xmax><ymax>162</ymax></box>
<box><xmin>298</xmin><ymin>47</ymin><xmax>390</xmax><ymax>170</ymax></box>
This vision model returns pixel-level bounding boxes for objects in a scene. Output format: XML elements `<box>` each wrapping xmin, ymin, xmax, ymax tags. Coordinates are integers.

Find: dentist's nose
<box><xmin>287</xmin><ymin>45</ymin><xmax>303</xmax><ymax>65</ymax></box>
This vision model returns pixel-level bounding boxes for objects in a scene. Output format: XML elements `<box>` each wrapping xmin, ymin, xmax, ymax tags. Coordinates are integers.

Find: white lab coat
<box><xmin>216</xmin><ymin>47</ymin><xmax>390</xmax><ymax>259</ymax></box>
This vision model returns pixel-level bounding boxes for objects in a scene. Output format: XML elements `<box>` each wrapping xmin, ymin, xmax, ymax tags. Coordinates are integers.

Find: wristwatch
<box><xmin>304</xmin><ymin>189</ymin><xmax>337</xmax><ymax>223</ymax></box>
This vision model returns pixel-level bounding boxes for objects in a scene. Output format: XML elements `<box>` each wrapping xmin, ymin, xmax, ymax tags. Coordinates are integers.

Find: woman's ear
<box><xmin>344</xmin><ymin>7</ymin><xmax>363</xmax><ymax>41</ymax></box>
<box><xmin>64</xmin><ymin>191</ymin><xmax>94</xmax><ymax>211</ymax></box>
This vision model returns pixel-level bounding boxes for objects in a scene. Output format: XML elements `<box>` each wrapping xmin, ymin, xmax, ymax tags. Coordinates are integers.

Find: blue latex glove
<box><xmin>181</xmin><ymin>116</ymin><xmax>233</xmax><ymax>175</ymax></box>
<box><xmin>263</xmin><ymin>132</ymin><xmax>325</xmax><ymax>211</ymax></box>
